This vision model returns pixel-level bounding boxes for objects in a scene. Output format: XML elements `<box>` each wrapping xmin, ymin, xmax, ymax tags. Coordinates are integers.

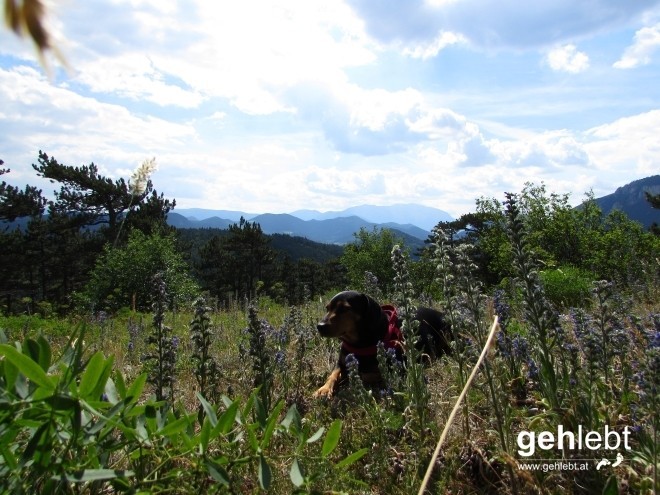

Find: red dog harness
<box><xmin>341</xmin><ymin>305</ymin><xmax>404</xmax><ymax>357</ymax></box>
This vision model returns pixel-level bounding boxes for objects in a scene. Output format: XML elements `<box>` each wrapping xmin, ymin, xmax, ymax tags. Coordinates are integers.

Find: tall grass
<box><xmin>0</xmin><ymin>232</ymin><xmax>657</xmax><ymax>493</ymax></box>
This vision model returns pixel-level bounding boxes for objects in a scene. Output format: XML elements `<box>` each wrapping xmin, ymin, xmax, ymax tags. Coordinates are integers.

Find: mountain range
<box><xmin>169</xmin><ymin>176</ymin><xmax>659</xmax><ymax>245</ymax></box>
<box><xmin>167</xmin><ymin>204</ymin><xmax>445</xmax><ymax>247</ymax></box>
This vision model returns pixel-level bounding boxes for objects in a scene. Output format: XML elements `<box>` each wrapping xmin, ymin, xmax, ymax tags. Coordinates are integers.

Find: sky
<box><xmin>1</xmin><ymin>0</ymin><xmax>659</xmax><ymax>219</ymax></box>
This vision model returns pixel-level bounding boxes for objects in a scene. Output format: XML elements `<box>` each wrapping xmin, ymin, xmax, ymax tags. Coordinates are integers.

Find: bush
<box><xmin>539</xmin><ymin>266</ymin><xmax>595</xmax><ymax>308</ymax></box>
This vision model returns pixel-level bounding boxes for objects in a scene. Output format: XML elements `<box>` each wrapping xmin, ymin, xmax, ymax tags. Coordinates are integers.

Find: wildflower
<box><xmin>493</xmin><ymin>290</ymin><xmax>510</xmax><ymax>331</ymax></box>
<box><xmin>275</xmin><ymin>350</ymin><xmax>286</xmax><ymax>367</ymax></box>
<box><xmin>527</xmin><ymin>358</ymin><xmax>539</xmax><ymax>381</ymax></box>
<box><xmin>512</xmin><ymin>336</ymin><xmax>530</xmax><ymax>361</ymax></box>
<box><xmin>129</xmin><ymin>157</ymin><xmax>157</xmax><ymax>195</ymax></box>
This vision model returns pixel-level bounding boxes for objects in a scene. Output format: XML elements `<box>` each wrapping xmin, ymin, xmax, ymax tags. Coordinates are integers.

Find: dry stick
<box><xmin>417</xmin><ymin>316</ymin><xmax>500</xmax><ymax>495</ymax></box>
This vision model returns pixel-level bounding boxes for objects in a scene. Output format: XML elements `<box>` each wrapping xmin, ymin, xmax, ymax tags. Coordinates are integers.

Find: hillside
<box><xmin>592</xmin><ymin>175</ymin><xmax>659</xmax><ymax>228</ymax></box>
<box><xmin>175</xmin><ymin>228</ymin><xmax>344</xmax><ymax>264</ymax></box>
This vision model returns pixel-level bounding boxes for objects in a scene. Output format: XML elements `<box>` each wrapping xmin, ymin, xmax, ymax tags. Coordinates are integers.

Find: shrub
<box><xmin>539</xmin><ymin>265</ymin><xmax>595</xmax><ymax>308</ymax></box>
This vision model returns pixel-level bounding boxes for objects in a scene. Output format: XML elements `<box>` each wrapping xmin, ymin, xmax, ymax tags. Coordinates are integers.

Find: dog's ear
<box><xmin>359</xmin><ymin>293</ymin><xmax>383</xmax><ymax>325</ymax></box>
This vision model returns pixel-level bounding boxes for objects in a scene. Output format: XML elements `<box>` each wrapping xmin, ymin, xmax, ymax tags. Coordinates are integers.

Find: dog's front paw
<box><xmin>312</xmin><ymin>385</ymin><xmax>334</xmax><ymax>398</ymax></box>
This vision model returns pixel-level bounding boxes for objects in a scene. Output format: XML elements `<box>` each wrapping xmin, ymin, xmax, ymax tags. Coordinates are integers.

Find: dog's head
<box><xmin>317</xmin><ymin>291</ymin><xmax>384</xmax><ymax>345</ymax></box>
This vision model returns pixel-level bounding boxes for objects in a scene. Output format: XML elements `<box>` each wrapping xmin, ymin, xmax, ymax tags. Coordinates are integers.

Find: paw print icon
<box><xmin>596</xmin><ymin>453</ymin><xmax>624</xmax><ymax>470</ymax></box>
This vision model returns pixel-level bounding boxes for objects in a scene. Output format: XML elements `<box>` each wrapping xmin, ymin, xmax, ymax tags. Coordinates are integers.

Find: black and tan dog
<box><xmin>313</xmin><ymin>290</ymin><xmax>452</xmax><ymax>397</ymax></box>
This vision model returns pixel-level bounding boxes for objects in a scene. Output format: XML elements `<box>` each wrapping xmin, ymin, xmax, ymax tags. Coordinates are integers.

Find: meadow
<box><xmin>1</xmin><ymin>230</ymin><xmax>658</xmax><ymax>495</ymax></box>
<box><xmin>1</xmin><ymin>187</ymin><xmax>659</xmax><ymax>494</ymax></box>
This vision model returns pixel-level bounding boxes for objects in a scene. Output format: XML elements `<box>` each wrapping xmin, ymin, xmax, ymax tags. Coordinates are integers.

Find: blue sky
<box><xmin>1</xmin><ymin>0</ymin><xmax>659</xmax><ymax>218</ymax></box>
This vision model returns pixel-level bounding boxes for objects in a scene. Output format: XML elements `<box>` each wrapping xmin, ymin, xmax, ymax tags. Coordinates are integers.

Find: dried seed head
<box><xmin>129</xmin><ymin>157</ymin><xmax>157</xmax><ymax>195</ymax></box>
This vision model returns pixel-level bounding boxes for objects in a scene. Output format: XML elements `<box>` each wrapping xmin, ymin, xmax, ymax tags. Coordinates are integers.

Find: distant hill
<box><xmin>289</xmin><ymin>204</ymin><xmax>452</xmax><ymax>231</ymax></box>
<box><xmin>168</xmin><ymin>211</ymin><xmax>430</xmax><ymax>248</ymax></box>
<box><xmin>592</xmin><ymin>175</ymin><xmax>659</xmax><ymax>228</ymax></box>
<box><xmin>176</xmin><ymin>228</ymin><xmax>343</xmax><ymax>264</ymax></box>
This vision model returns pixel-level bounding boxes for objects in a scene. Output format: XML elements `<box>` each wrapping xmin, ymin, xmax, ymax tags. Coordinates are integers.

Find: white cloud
<box><xmin>546</xmin><ymin>44</ymin><xmax>590</xmax><ymax>73</ymax></box>
<box><xmin>402</xmin><ymin>31</ymin><xmax>466</xmax><ymax>59</ymax></box>
<box><xmin>585</xmin><ymin>109</ymin><xmax>660</xmax><ymax>175</ymax></box>
<box><xmin>346</xmin><ymin>0</ymin><xmax>660</xmax><ymax>50</ymax></box>
<box><xmin>614</xmin><ymin>22</ymin><xmax>660</xmax><ymax>68</ymax></box>
<box><xmin>74</xmin><ymin>54</ymin><xmax>204</xmax><ymax>108</ymax></box>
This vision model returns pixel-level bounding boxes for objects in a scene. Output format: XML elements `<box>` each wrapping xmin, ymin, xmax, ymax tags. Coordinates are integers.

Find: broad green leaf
<box><xmin>281</xmin><ymin>404</ymin><xmax>301</xmax><ymax>432</ymax></box>
<box><xmin>321</xmin><ymin>419</ymin><xmax>342</xmax><ymax>458</ymax></box>
<box><xmin>126</xmin><ymin>373</ymin><xmax>147</xmax><ymax>404</ymax></box>
<box><xmin>78</xmin><ymin>352</ymin><xmax>105</xmax><ymax>398</ymax></box>
<box><xmin>36</xmin><ymin>335</ymin><xmax>52</xmax><ymax>372</ymax></box>
<box><xmin>246</xmin><ymin>424</ymin><xmax>259</xmax><ymax>452</ymax></box>
<box><xmin>215</xmin><ymin>400</ymin><xmax>239</xmax><ymax>436</ymax></box>
<box><xmin>104</xmin><ymin>377</ymin><xmax>119</xmax><ymax>405</ymax></box>
<box><xmin>158</xmin><ymin>415</ymin><xmax>193</xmax><ymax>438</ymax></box>
<box><xmin>199</xmin><ymin>417</ymin><xmax>211</xmax><ymax>452</ymax></box>
<box><xmin>205</xmin><ymin>459</ymin><xmax>230</xmax><ymax>486</ymax></box>
<box><xmin>2</xmin><ymin>356</ymin><xmax>18</xmax><ymax>392</ymax></box>
<box><xmin>289</xmin><ymin>458</ymin><xmax>304</xmax><ymax>487</ymax></box>
<box><xmin>260</xmin><ymin>400</ymin><xmax>284</xmax><ymax>449</ymax></box>
<box><xmin>602</xmin><ymin>475</ymin><xmax>619</xmax><ymax>495</ymax></box>
<box><xmin>92</xmin><ymin>354</ymin><xmax>114</xmax><ymax>400</ymax></box>
<box><xmin>0</xmin><ymin>344</ymin><xmax>54</xmax><ymax>391</ymax></box>
<box><xmin>196</xmin><ymin>392</ymin><xmax>217</xmax><ymax>427</ymax></box>
<box><xmin>306</xmin><ymin>426</ymin><xmax>325</xmax><ymax>444</ymax></box>
<box><xmin>45</xmin><ymin>394</ymin><xmax>78</xmax><ymax>411</ymax></box>
<box><xmin>335</xmin><ymin>447</ymin><xmax>369</xmax><ymax>469</ymax></box>
<box><xmin>53</xmin><ymin>469</ymin><xmax>134</xmax><ymax>482</ymax></box>
<box><xmin>258</xmin><ymin>455</ymin><xmax>271</xmax><ymax>490</ymax></box>
<box><xmin>0</xmin><ymin>445</ymin><xmax>17</xmax><ymax>470</ymax></box>
<box><xmin>113</xmin><ymin>370</ymin><xmax>127</xmax><ymax>400</ymax></box>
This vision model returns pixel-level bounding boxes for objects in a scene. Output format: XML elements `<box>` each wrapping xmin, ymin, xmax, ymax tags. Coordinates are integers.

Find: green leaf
<box><xmin>306</xmin><ymin>426</ymin><xmax>325</xmax><ymax>444</ymax></box>
<box><xmin>321</xmin><ymin>419</ymin><xmax>342</xmax><ymax>458</ymax></box>
<box><xmin>45</xmin><ymin>394</ymin><xmax>78</xmax><ymax>411</ymax></box>
<box><xmin>281</xmin><ymin>404</ymin><xmax>301</xmax><ymax>432</ymax></box>
<box><xmin>78</xmin><ymin>352</ymin><xmax>105</xmax><ymax>398</ymax></box>
<box><xmin>158</xmin><ymin>415</ymin><xmax>192</xmax><ymax>438</ymax></box>
<box><xmin>0</xmin><ymin>344</ymin><xmax>54</xmax><ymax>391</ymax></box>
<box><xmin>290</xmin><ymin>458</ymin><xmax>304</xmax><ymax>487</ymax></box>
<box><xmin>246</xmin><ymin>424</ymin><xmax>259</xmax><ymax>452</ymax></box>
<box><xmin>216</xmin><ymin>400</ymin><xmax>239</xmax><ymax>436</ymax></box>
<box><xmin>258</xmin><ymin>455</ymin><xmax>272</xmax><ymax>490</ymax></box>
<box><xmin>53</xmin><ymin>469</ymin><xmax>134</xmax><ymax>482</ymax></box>
<box><xmin>205</xmin><ymin>459</ymin><xmax>230</xmax><ymax>487</ymax></box>
<box><xmin>36</xmin><ymin>335</ymin><xmax>52</xmax><ymax>372</ymax></box>
<box><xmin>260</xmin><ymin>400</ymin><xmax>284</xmax><ymax>450</ymax></box>
<box><xmin>335</xmin><ymin>447</ymin><xmax>369</xmax><ymax>469</ymax></box>
<box><xmin>602</xmin><ymin>475</ymin><xmax>619</xmax><ymax>495</ymax></box>
<box><xmin>114</xmin><ymin>370</ymin><xmax>127</xmax><ymax>400</ymax></box>
<box><xmin>199</xmin><ymin>417</ymin><xmax>211</xmax><ymax>452</ymax></box>
<box><xmin>2</xmin><ymin>356</ymin><xmax>18</xmax><ymax>392</ymax></box>
<box><xmin>196</xmin><ymin>392</ymin><xmax>217</xmax><ymax>427</ymax></box>
<box><xmin>126</xmin><ymin>373</ymin><xmax>147</xmax><ymax>404</ymax></box>
<box><xmin>104</xmin><ymin>377</ymin><xmax>119</xmax><ymax>405</ymax></box>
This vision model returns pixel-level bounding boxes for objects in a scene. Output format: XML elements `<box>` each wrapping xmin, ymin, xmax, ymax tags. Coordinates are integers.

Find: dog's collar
<box><xmin>341</xmin><ymin>305</ymin><xmax>403</xmax><ymax>357</ymax></box>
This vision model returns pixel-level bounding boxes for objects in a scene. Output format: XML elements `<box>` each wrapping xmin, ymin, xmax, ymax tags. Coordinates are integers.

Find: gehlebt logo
<box><xmin>516</xmin><ymin>424</ymin><xmax>631</xmax><ymax>472</ymax></box>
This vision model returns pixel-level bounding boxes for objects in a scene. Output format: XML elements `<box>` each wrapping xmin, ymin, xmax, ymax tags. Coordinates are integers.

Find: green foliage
<box><xmin>0</xmin><ymin>325</ymin><xmax>369</xmax><ymax>494</ymax></box>
<box><xmin>340</xmin><ymin>227</ymin><xmax>403</xmax><ymax>297</ymax></box>
<box><xmin>0</xmin><ymin>161</ymin><xmax>47</xmax><ymax>221</ymax></box>
<box><xmin>82</xmin><ymin>229</ymin><xmax>199</xmax><ymax>312</ymax></box>
<box><xmin>539</xmin><ymin>265</ymin><xmax>595</xmax><ymax>308</ymax></box>
<box><xmin>197</xmin><ymin>217</ymin><xmax>275</xmax><ymax>300</ymax></box>
<box><xmin>467</xmin><ymin>183</ymin><xmax>659</xmax><ymax>294</ymax></box>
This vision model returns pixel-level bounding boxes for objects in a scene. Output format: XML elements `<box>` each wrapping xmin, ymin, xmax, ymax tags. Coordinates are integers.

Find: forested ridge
<box><xmin>1</xmin><ymin>152</ymin><xmax>659</xmax><ymax>315</ymax></box>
